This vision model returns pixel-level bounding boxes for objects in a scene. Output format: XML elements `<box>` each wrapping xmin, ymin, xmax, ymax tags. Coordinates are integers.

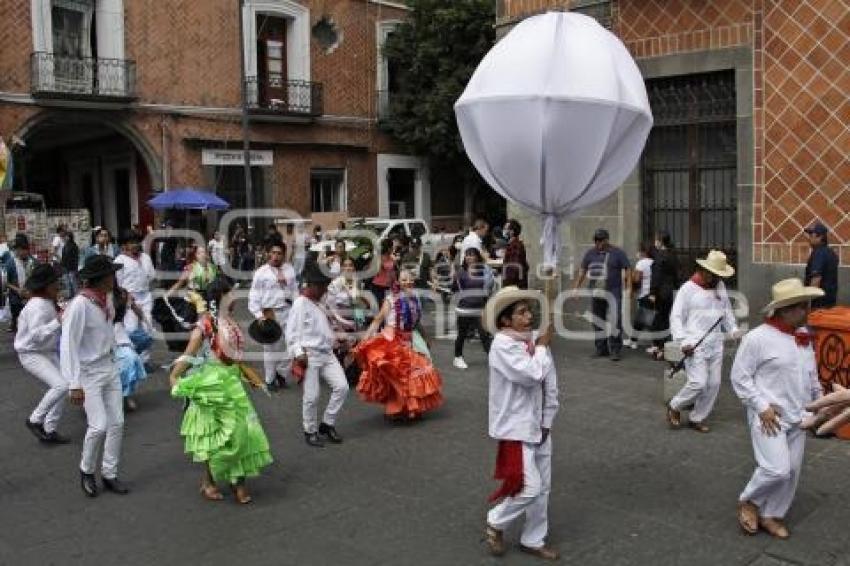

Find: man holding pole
<box><xmin>666</xmin><ymin>250</ymin><xmax>739</xmax><ymax>433</ymax></box>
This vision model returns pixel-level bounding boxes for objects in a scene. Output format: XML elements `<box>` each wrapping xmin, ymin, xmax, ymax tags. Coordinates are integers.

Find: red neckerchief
<box><xmin>765</xmin><ymin>316</ymin><xmax>811</xmax><ymax>347</ymax></box>
<box><xmin>79</xmin><ymin>287</ymin><xmax>112</xmax><ymax>321</ymax></box>
<box><xmin>690</xmin><ymin>273</ymin><xmax>709</xmax><ymax>289</ymax></box>
<box><xmin>489</xmin><ymin>440</ymin><xmax>523</xmax><ymax>502</ymax></box>
<box><xmin>501</xmin><ymin>329</ymin><xmax>535</xmax><ymax>354</ymax></box>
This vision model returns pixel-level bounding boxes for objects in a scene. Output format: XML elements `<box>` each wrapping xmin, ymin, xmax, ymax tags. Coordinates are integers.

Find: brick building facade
<box><xmin>0</xmin><ymin>0</ymin><xmax>454</xmax><ymax>240</ymax></box>
<box><xmin>495</xmin><ymin>0</ymin><xmax>848</xmax><ymax>312</ymax></box>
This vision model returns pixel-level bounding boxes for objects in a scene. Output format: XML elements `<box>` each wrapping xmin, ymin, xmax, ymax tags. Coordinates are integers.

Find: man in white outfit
<box><xmin>461</xmin><ymin>218</ymin><xmax>490</xmax><ymax>260</ymax></box>
<box><xmin>249</xmin><ymin>241</ymin><xmax>298</xmax><ymax>390</ymax></box>
<box><xmin>732</xmin><ymin>278</ymin><xmax>824</xmax><ymax>539</ymax></box>
<box><xmin>285</xmin><ymin>259</ymin><xmax>349</xmax><ymax>448</ymax></box>
<box><xmin>666</xmin><ymin>250</ymin><xmax>739</xmax><ymax>432</ymax></box>
<box><xmin>15</xmin><ymin>264</ymin><xmax>69</xmax><ymax>444</ymax></box>
<box><xmin>62</xmin><ymin>255</ymin><xmax>129</xmax><ymax>498</ymax></box>
<box><xmin>114</xmin><ymin>230</ymin><xmax>155</xmax><ymax>363</ymax></box>
<box><xmin>482</xmin><ymin>286</ymin><xmax>559</xmax><ymax>561</ymax></box>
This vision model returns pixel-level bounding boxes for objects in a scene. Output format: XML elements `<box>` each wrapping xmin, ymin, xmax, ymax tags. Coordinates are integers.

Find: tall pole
<box><xmin>238</xmin><ymin>0</ymin><xmax>253</xmax><ymax>225</ymax></box>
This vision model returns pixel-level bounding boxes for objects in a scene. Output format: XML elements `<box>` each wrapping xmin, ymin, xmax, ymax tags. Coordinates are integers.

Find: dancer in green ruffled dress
<box><xmin>169</xmin><ymin>277</ymin><xmax>272</xmax><ymax>504</ymax></box>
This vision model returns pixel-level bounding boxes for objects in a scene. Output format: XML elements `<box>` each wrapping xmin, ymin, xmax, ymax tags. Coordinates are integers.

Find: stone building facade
<box><xmin>0</xmin><ymin>0</ymin><xmax>455</xmax><ymax>240</ymax></box>
<box><xmin>495</xmin><ymin>0</ymin><xmax>848</xmax><ymax>313</ymax></box>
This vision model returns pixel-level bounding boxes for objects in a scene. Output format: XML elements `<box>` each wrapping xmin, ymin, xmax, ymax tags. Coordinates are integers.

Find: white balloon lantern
<box><xmin>454</xmin><ymin>12</ymin><xmax>653</xmax><ymax>271</ymax></box>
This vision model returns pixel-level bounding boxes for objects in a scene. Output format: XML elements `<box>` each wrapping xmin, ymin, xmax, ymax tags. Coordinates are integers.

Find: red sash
<box><xmin>488</xmin><ymin>440</ymin><xmax>523</xmax><ymax>502</ymax></box>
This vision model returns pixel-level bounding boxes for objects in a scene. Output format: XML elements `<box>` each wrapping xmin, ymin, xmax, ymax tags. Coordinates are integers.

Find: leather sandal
<box><xmin>759</xmin><ymin>517</ymin><xmax>790</xmax><ymax>539</ymax></box>
<box><xmin>484</xmin><ymin>524</ymin><xmax>505</xmax><ymax>557</ymax></box>
<box><xmin>200</xmin><ymin>483</ymin><xmax>223</xmax><ymax>501</ymax></box>
<box><xmin>737</xmin><ymin>501</ymin><xmax>758</xmax><ymax>535</ymax></box>
<box><xmin>519</xmin><ymin>544</ymin><xmax>560</xmax><ymax>561</ymax></box>
<box><xmin>232</xmin><ymin>483</ymin><xmax>253</xmax><ymax>504</ymax></box>
<box><xmin>688</xmin><ymin>421</ymin><xmax>710</xmax><ymax>433</ymax></box>
<box><xmin>666</xmin><ymin>404</ymin><xmax>681</xmax><ymax>428</ymax></box>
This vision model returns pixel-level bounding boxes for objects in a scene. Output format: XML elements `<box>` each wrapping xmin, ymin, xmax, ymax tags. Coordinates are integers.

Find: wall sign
<box><xmin>202</xmin><ymin>149</ymin><xmax>273</xmax><ymax>167</ymax></box>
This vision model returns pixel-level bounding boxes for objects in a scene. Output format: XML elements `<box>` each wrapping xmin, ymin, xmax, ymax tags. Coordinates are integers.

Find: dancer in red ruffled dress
<box><xmin>354</xmin><ymin>270</ymin><xmax>442</xmax><ymax>420</ymax></box>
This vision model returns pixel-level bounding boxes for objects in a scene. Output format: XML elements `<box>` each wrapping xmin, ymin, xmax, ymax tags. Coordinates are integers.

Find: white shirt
<box><xmin>14</xmin><ymin>297</ymin><xmax>61</xmax><ymax>354</ymax></box>
<box><xmin>208</xmin><ymin>238</ymin><xmax>227</xmax><ymax>266</ymax></box>
<box><xmin>113</xmin><ymin>321</ymin><xmax>131</xmax><ymax>347</ymax></box>
<box><xmin>670</xmin><ymin>280</ymin><xmax>738</xmax><ymax>356</ymax></box>
<box><xmin>461</xmin><ymin>232</ymin><xmax>484</xmax><ymax>258</ymax></box>
<box><xmin>248</xmin><ymin>262</ymin><xmax>298</xmax><ymax>319</ymax></box>
<box><xmin>14</xmin><ymin>256</ymin><xmax>27</xmax><ymax>287</ymax></box>
<box><xmin>635</xmin><ymin>257</ymin><xmax>653</xmax><ymax>298</ymax></box>
<box><xmin>488</xmin><ymin>332</ymin><xmax>559</xmax><ymax>444</ymax></box>
<box><xmin>731</xmin><ymin>324</ymin><xmax>822</xmax><ymax>425</ymax></box>
<box><xmin>51</xmin><ymin>234</ymin><xmax>64</xmax><ymax>262</ymax></box>
<box><xmin>60</xmin><ymin>294</ymin><xmax>116</xmax><ymax>389</ymax></box>
<box><xmin>285</xmin><ymin>295</ymin><xmax>335</xmax><ymax>358</ymax></box>
<box><xmin>114</xmin><ymin>253</ymin><xmax>155</xmax><ymax>294</ymax></box>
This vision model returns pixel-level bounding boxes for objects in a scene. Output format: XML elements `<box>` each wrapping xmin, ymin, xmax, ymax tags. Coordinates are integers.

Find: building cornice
<box><xmin>367</xmin><ymin>0</ymin><xmax>411</xmax><ymax>12</ymax></box>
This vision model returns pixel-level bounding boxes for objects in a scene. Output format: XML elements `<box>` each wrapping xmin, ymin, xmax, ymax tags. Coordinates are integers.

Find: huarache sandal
<box><xmin>688</xmin><ymin>421</ymin><xmax>710</xmax><ymax>433</ymax></box>
<box><xmin>737</xmin><ymin>501</ymin><xmax>758</xmax><ymax>535</ymax></box>
<box><xmin>666</xmin><ymin>404</ymin><xmax>681</xmax><ymax>428</ymax></box>
<box><xmin>232</xmin><ymin>483</ymin><xmax>253</xmax><ymax>504</ymax></box>
<box><xmin>200</xmin><ymin>483</ymin><xmax>223</xmax><ymax>501</ymax></box>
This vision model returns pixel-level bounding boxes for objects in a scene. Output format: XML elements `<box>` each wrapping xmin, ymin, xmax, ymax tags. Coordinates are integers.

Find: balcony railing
<box><xmin>31</xmin><ymin>52</ymin><xmax>137</xmax><ymax>100</ymax></box>
<box><xmin>244</xmin><ymin>77</ymin><xmax>323</xmax><ymax>117</ymax></box>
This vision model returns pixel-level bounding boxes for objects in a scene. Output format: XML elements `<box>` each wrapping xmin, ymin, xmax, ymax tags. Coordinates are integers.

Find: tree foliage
<box><xmin>382</xmin><ymin>0</ymin><xmax>495</xmax><ymax>171</ymax></box>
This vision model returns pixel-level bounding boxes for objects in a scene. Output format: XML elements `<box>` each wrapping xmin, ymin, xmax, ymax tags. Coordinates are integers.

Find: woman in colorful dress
<box><xmin>354</xmin><ymin>269</ymin><xmax>443</xmax><ymax>421</ymax></box>
<box><xmin>112</xmin><ymin>287</ymin><xmax>148</xmax><ymax>412</ymax></box>
<box><xmin>167</xmin><ymin>245</ymin><xmax>218</xmax><ymax>300</ymax></box>
<box><xmin>168</xmin><ymin>277</ymin><xmax>273</xmax><ymax>504</ymax></box>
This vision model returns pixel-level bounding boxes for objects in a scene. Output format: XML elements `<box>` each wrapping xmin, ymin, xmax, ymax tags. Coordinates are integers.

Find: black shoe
<box><xmin>25</xmin><ymin>419</ymin><xmax>47</xmax><ymax>441</ymax></box>
<box><xmin>41</xmin><ymin>430</ymin><xmax>71</xmax><ymax>444</ymax></box>
<box><xmin>266</xmin><ymin>380</ymin><xmax>280</xmax><ymax>393</ymax></box>
<box><xmin>102</xmin><ymin>477</ymin><xmax>130</xmax><ymax>495</ymax></box>
<box><xmin>275</xmin><ymin>374</ymin><xmax>289</xmax><ymax>389</ymax></box>
<box><xmin>318</xmin><ymin>422</ymin><xmax>343</xmax><ymax>444</ymax></box>
<box><xmin>610</xmin><ymin>352</ymin><xmax>621</xmax><ymax>362</ymax></box>
<box><xmin>81</xmin><ymin>472</ymin><xmax>98</xmax><ymax>497</ymax></box>
<box><xmin>304</xmin><ymin>432</ymin><xmax>325</xmax><ymax>448</ymax></box>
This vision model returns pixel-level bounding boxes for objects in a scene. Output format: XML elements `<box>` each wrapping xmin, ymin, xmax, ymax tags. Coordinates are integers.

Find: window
<box><xmin>216</xmin><ymin>166</ymin><xmax>265</xmax><ymax>211</ymax></box>
<box><xmin>310</xmin><ymin>169</ymin><xmax>346</xmax><ymax>213</ymax></box>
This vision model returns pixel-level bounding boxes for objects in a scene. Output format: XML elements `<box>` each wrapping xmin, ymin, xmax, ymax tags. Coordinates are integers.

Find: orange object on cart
<box><xmin>808</xmin><ymin>307</ymin><xmax>850</xmax><ymax>439</ymax></box>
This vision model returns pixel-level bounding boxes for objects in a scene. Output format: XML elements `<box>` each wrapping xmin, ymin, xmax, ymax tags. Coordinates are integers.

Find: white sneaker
<box><xmin>623</xmin><ymin>338</ymin><xmax>634</xmax><ymax>348</ymax></box>
<box><xmin>453</xmin><ymin>357</ymin><xmax>468</xmax><ymax>370</ymax></box>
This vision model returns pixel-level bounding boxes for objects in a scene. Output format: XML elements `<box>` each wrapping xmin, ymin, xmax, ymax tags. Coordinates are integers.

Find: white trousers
<box><xmin>739</xmin><ymin>414</ymin><xmax>806</xmax><ymax>519</ymax></box>
<box><xmin>79</xmin><ymin>362</ymin><xmax>125</xmax><ymax>479</ymax></box>
<box><xmin>19</xmin><ymin>352</ymin><xmax>67</xmax><ymax>433</ymax></box>
<box><xmin>125</xmin><ymin>291</ymin><xmax>153</xmax><ymax>363</ymax></box>
<box><xmin>263</xmin><ymin>308</ymin><xmax>290</xmax><ymax>384</ymax></box>
<box><xmin>487</xmin><ymin>436</ymin><xmax>552</xmax><ymax>549</ymax></box>
<box><xmin>302</xmin><ymin>350</ymin><xmax>349</xmax><ymax>433</ymax></box>
<box><xmin>670</xmin><ymin>352</ymin><xmax>723</xmax><ymax>423</ymax></box>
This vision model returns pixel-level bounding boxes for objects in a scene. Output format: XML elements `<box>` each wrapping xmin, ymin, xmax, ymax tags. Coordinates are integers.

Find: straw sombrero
<box><xmin>695</xmin><ymin>250</ymin><xmax>735</xmax><ymax>278</ymax></box>
<box><xmin>763</xmin><ymin>278</ymin><xmax>824</xmax><ymax>315</ymax></box>
<box><xmin>481</xmin><ymin>285</ymin><xmax>545</xmax><ymax>336</ymax></box>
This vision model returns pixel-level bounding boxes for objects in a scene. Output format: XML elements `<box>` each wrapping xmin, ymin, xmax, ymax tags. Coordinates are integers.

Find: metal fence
<box><xmin>31</xmin><ymin>52</ymin><xmax>136</xmax><ymax>99</ymax></box>
<box><xmin>244</xmin><ymin>77</ymin><xmax>323</xmax><ymax>117</ymax></box>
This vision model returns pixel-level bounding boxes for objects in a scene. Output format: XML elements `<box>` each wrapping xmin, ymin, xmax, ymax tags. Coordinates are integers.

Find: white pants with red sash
<box><xmin>487</xmin><ymin>435</ymin><xmax>552</xmax><ymax>549</ymax></box>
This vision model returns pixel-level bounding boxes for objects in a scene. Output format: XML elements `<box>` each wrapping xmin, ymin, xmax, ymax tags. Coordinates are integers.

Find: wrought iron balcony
<box><xmin>31</xmin><ymin>52</ymin><xmax>137</xmax><ymax>101</ymax></box>
<box><xmin>244</xmin><ymin>77</ymin><xmax>323</xmax><ymax>117</ymax></box>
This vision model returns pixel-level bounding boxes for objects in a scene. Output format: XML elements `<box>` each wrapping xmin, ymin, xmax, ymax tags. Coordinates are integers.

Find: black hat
<box><xmin>409</xmin><ymin>237</ymin><xmax>422</xmax><ymax>248</ymax></box>
<box><xmin>79</xmin><ymin>254</ymin><xmax>123</xmax><ymax>280</ymax></box>
<box><xmin>118</xmin><ymin>229</ymin><xmax>141</xmax><ymax>246</ymax></box>
<box><xmin>25</xmin><ymin>264</ymin><xmax>60</xmax><ymax>291</ymax></box>
<box><xmin>593</xmin><ymin>228</ymin><xmax>610</xmax><ymax>241</ymax></box>
<box><xmin>803</xmin><ymin>221</ymin><xmax>828</xmax><ymax>237</ymax></box>
<box><xmin>302</xmin><ymin>258</ymin><xmax>332</xmax><ymax>285</ymax></box>
<box><xmin>12</xmin><ymin>233</ymin><xmax>29</xmax><ymax>250</ymax></box>
<box><xmin>248</xmin><ymin>317</ymin><xmax>282</xmax><ymax>345</ymax></box>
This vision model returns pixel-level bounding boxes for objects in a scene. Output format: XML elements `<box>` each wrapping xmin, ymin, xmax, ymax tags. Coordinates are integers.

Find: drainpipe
<box><xmin>238</xmin><ymin>0</ymin><xmax>253</xmax><ymax>226</ymax></box>
<box><xmin>160</xmin><ymin>115</ymin><xmax>169</xmax><ymax>191</ymax></box>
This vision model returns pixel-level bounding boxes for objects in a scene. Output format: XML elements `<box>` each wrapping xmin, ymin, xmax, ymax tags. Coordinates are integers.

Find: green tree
<box><xmin>382</xmin><ymin>0</ymin><xmax>501</xmax><ymax>223</ymax></box>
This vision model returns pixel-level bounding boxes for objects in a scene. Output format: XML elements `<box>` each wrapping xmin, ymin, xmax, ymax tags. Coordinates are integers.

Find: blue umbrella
<box><xmin>147</xmin><ymin>188</ymin><xmax>230</xmax><ymax>210</ymax></box>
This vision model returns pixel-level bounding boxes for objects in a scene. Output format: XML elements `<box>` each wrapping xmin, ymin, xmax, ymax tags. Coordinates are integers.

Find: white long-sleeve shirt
<box><xmin>731</xmin><ymin>324</ymin><xmax>822</xmax><ymax>425</ymax></box>
<box><xmin>60</xmin><ymin>295</ymin><xmax>116</xmax><ymax>389</ymax></box>
<box><xmin>14</xmin><ymin>297</ymin><xmax>61</xmax><ymax>354</ymax></box>
<box><xmin>114</xmin><ymin>253</ymin><xmax>155</xmax><ymax>294</ymax></box>
<box><xmin>248</xmin><ymin>263</ymin><xmax>298</xmax><ymax>319</ymax></box>
<box><xmin>670</xmin><ymin>279</ymin><xmax>738</xmax><ymax>356</ymax></box>
<box><xmin>488</xmin><ymin>332</ymin><xmax>559</xmax><ymax>444</ymax></box>
<box><xmin>285</xmin><ymin>295</ymin><xmax>335</xmax><ymax>358</ymax></box>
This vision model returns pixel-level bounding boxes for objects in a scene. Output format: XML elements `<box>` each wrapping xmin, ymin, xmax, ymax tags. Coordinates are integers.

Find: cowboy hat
<box><xmin>481</xmin><ymin>285</ymin><xmax>545</xmax><ymax>336</ymax></box>
<box><xmin>302</xmin><ymin>257</ymin><xmax>332</xmax><ymax>285</ymax></box>
<box><xmin>79</xmin><ymin>254</ymin><xmax>122</xmax><ymax>280</ymax></box>
<box><xmin>248</xmin><ymin>317</ymin><xmax>282</xmax><ymax>345</ymax></box>
<box><xmin>696</xmin><ymin>250</ymin><xmax>735</xmax><ymax>278</ymax></box>
<box><xmin>762</xmin><ymin>278</ymin><xmax>824</xmax><ymax>315</ymax></box>
<box><xmin>25</xmin><ymin>264</ymin><xmax>60</xmax><ymax>291</ymax></box>
<box><xmin>11</xmin><ymin>233</ymin><xmax>29</xmax><ymax>250</ymax></box>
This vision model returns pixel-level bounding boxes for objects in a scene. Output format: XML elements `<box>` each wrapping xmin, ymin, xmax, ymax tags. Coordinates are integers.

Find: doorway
<box><xmin>388</xmin><ymin>168</ymin><xmax>415</xmax><ymax>219</ymax></box>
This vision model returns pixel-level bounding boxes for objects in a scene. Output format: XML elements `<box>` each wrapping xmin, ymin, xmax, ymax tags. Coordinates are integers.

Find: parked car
<box><xmin>315</xmin><ymin>218</ymin><xmax>459</xmax><ymax>259</ymax></box>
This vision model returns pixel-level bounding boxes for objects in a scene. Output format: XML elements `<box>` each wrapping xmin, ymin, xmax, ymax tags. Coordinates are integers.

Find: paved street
<box><xmin>2</xmin><ymin>321</ymin><xmax>850</xmax><ymax>566</ymax></box>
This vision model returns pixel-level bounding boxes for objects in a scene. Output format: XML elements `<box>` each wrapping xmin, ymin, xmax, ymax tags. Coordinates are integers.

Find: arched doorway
<box><xmin>12</xmin><ymin>111</ymin><xmax>161</xmax><ymax>238</ymax></box>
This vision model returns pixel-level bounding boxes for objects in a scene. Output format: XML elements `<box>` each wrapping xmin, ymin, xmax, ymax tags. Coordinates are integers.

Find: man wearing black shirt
<box><xmin>803</xmin><ymin>221</ymin><xmax>839</xmax><ymax>309</ymax></box>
